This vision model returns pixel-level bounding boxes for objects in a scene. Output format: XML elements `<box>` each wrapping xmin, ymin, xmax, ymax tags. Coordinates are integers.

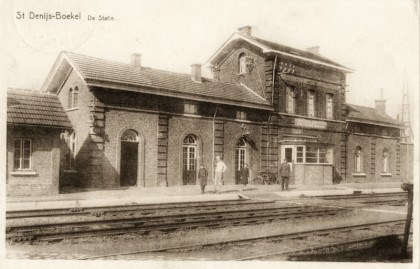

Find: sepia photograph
<box><xmin>1</xmin><ymin>0</ymin><xmax>418</xmax><ymax>268</ymax></box>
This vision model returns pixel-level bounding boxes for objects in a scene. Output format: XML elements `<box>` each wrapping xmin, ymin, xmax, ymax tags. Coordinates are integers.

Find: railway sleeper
<box><xmin>6</xmin><ymin>209</ymin><xmax>344</xmax><ymax>241</ymax></box>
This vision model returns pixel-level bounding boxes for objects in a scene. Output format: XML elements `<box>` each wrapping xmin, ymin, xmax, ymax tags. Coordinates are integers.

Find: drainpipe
<box><xmin>271</xmin><ymin>55</ymin><xmax>278</xmax><ymax>105</ymax></box>
<box><xmin>266</xmin><ymin>112</ymin><xmax>272</xmax><ymax>174</ymax></box>
<box><xmin>212</xmin><ymin>104</ymin><xmax>220</xmax><ymax>183</ymax></box>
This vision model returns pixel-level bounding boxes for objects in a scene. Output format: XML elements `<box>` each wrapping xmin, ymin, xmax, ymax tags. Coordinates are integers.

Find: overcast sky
<box><xmin>1</xmin><ymin>0</ymin><xmax>419</xmax><ymax>119</ymax></box>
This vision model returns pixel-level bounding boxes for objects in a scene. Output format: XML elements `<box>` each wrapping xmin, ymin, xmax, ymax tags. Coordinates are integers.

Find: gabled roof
<box><xmin>207</xmin><ymin>32</ymin><xmax>353</xmax><ymax>73</ymax></box>
<box><xmin>42</xmin><ymin>52</ymin><xmax>273</xmax><ymax>110</ymax></box>
<box><xmin>346</xmin><ymin>104</ymin><xmax>402</xmax><ymax>128</ymax></box>
<box><xmin>7</xmin><ymin>88</ymin><xmax>72</xmax><ymax>129</ymax></box>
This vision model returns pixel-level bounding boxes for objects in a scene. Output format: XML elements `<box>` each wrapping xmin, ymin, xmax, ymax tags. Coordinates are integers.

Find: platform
<box><xmin>5</xmin><ymin>182</ymin><xmax>406</xmax><ymax>212</ymax></box>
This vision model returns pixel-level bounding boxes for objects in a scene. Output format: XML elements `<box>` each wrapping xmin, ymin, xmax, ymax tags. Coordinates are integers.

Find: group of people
<box><xmin>198</xmin><ymin>156</ymin><xmax>291</xmax><ymax>194</ymax></box>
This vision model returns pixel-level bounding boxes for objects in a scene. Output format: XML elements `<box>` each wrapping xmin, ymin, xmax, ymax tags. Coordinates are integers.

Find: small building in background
<box><xmin>6</xmin><ymin>89</ymin><xmax>72</xmax><ymax>196</ymax></box>
<box><xmin>346</xmin><ymin>97</ymin><xmax>412</xmax><ymax>183</ymax></box>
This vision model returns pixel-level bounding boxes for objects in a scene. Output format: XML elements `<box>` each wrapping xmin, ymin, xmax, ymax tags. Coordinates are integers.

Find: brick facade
<box><xmin>7</xmin><ymin>126</ymin><xmax>61</xmax><ymax>196</ymax></box>
<box><xmin>17</xmin><ymin>27</ymin><xmax>410</xmax><ymax>195</ymax></box>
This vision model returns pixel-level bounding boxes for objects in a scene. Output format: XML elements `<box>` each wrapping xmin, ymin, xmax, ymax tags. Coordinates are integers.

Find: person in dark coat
<box><xmin>279</xmin><ymin>159</ymin><xmax>291</xmax><ymax>191</ymax></box>
<box><xmin>198</xmin><ymin>165</ymin><xmax>208</xmax><ymax>194</ymax></box>
<box><xmin>240</xmin><ymin>163</ymin><xmax>250</xmax><ymax>191</ymax></box>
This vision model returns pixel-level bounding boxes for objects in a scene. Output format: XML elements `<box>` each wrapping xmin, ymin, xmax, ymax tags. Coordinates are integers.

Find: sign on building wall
<box><xmin>294</xmin><ymin>118</ymin><xmax>328</xmax><ymax>129</ymax></box>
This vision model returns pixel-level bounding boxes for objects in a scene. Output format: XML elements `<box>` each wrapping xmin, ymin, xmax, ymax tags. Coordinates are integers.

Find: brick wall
<box><xmin>167</xmin><ymin>115</ymin><xmax>213</xmax><ymax>186</ymax></box>
<box><xmin>217</xmin><ymin>46</ymin><xmax>267</xmax><ymax>98</ymax></box>
<box><xmin>103</xmin><ymin>109</ymin><xmax>158</xmax><ymax>187</ymax></box>
<box><xmin>7</xmin><ymin>126</ymin><xmax>60</xmax><ymax>196</ymax></box>
<box><xmin>347</xmin><ymin>134</ymin><xmax>404</xmax><ymax>182</ymax></box>
<box><xmin>56</xmin><ymin>70</ymin><xmax>95</xmax><ymax>187</ymax></box>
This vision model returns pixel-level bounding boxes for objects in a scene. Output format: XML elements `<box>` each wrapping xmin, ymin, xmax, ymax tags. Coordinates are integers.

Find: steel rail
<box><xmin>236</xmin><ymin>232</ymin><xmax>411</xmax><ymax>261</ymax></box>
<box><xmin>7</xmin><ymin>208</ymin><xmax>344</xmax><ymax>242</ymax></box>
<box><xmin>312</xmin><ymin>192</ymin><xmax>407</xmax><ymax>200</ymax></box>
<box><xmin>78</xmin><ymin>219</ymin><xmax>406</xmax><ymax>260</ymax></box>
<box><xmin>6</xmin><ymin>199</ymin><xmax>272</xmax><ymax>219</ymax></box>
<box><xmin>7</xmin><ymin>204</ymin><xmax>316</xmax><ymax>228</ymax></box>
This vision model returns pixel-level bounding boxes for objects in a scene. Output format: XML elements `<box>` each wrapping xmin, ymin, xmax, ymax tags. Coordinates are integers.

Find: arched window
<box><xmin>239</xmin><ymin>53</ymin><xmax>247</xmax><ymax>74</ymax></box>
<box><xmin>354</xmin><ymin>146</ymin><xmax>362</xmax><ymax>173</ymax></box>
<box><xmin>383</xmin><ymin>148</ymin><xmax>389</xmax><ymax>173</ymax></box>
<box><xmin>183</xmin><ymin>134</ymin><xmax>197</xmax><ymax>171</ymax></box>
<box><xmin>73</xmin><ymin>87</ymin><xmax>79</xmax><ymax>108</ymax></box>
<box><xmin>121</xmin><ymin>129</ymin><xmax>139</xmax><ymax>142</ymax></box>
<box><xmin>68</xmin><ymin>87</ymin><xmax>79</xmax><ymax>109</ymax></box>
<box><xmin>307</xmin><ymin>90</ymin><xmax>315</xmax><ymax>117</ymax></box>
<box><xmin>235</xmin><ymin>138</ymin><xmax>247</xmax><ymax>172</ymax></box>
<box><xmin>68</xmin><ymin>88</ymin><xmax>73</xmax><ymax>109</ymax></box>
<box><xmin>286</xmin><ymin>86</ymin><xmax>296</xmax><ymax>114</ymax></box>
<box><xmin>326</xmin><ymin>93</ymin><xmax>334</xmax><ymax>119</ymax></box>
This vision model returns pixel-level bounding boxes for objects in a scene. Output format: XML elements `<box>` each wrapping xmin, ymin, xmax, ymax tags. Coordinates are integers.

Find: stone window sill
<box><xmin>182</xmin><ymin>113</ymin><xmax>201</xmax><ymax>118</ymax></box>
<box><xmin>66</xmin><ymin>107</ymin><xmax>79</xmax><ymax>112</ymax></box>
<box><xmin>352</xmin><ymin>173</ymin><xmax>366</xmax><ymax>177</ymax></box>
<box><xmin>11</xmin><ymin>171</ymin><xmax>37</xmax><ymax>176</ymax></box>
<box><xmin>380</xmin><ymin>173</ymin><xmax>392</xmax><ymax>177</ymax></box>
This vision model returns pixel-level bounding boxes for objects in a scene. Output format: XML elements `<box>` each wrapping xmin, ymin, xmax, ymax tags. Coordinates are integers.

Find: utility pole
<box><xmin>399</xmin><ymin>70</ymin><xmax>413</xmax><ymax>183</ymax></box>
<box><xmin>400</xmin><ymin>71</ymin><xmax>413</xmax><ymax>143</ymax></box>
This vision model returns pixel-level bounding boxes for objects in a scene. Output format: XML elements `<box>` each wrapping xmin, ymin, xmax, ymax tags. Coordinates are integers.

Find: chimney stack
<box><xmin>306</xmin><ymin>46</ymin><xmax>320</xmax><ymax>55</ymax></box>
<box><xmin>375</xmin><ymin>88</ymin><xmax>387</xmax><ymax>115</ymax></box>
<box><xmin>191</xmin><ymin>64</ymin><xmax>202</xmax><ymax>82</ymax></box>
<box><xmin>238</xmin><ymin>26</ymin><xmax>252</xmax><ymax>37</ymax></box>
<box><xmin>131</xmin><ymin>53</ymin><xmax>142</xmax><ymax>67</ymax></box>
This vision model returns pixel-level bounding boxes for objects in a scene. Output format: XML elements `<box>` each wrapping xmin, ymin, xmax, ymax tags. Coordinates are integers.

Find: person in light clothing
<box><xmin>214</xmin><ymin>156</ymin><xmax>227</xmax><ymax>193</ymax></box>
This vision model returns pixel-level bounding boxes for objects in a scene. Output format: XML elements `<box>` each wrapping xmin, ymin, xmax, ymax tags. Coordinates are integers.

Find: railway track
<box><xmin>310</xmin><ymin>192</ymin><xmax>408</xmax><ymax>207</ymax></box>
<box><xmin>6</xmin><ymin>199</ymin><xmax>270</xmax><ymax>219</ymax></box>
<box><xmin>79</xmin><ymin>219</ymin><xmax>408</xmax><ymax>260</ymax></box>
<box><xmin>7</xmin><ymin>202</ymin><xmax>344</xmax><ymax>243</ymax></box>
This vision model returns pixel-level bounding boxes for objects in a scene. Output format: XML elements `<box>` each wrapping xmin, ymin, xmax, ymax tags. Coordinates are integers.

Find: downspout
<box><xmin>212</xmin><ymin>104</ymin><xmax>220</xmax><ymax>182</ymax></box>
<box><xmin>267</xmin><ymin>111</ymin><xmax>272</xmax><ymax>174</ymax></box>
<box><xmin>271</xmin><ymin>55</ymin><xmax>278</xmax><ymax>105</ymax></box>
<box><xmin>268</xmin><ymin>55</ymin><xmax>277</xmax><ymax>175</ymax></box>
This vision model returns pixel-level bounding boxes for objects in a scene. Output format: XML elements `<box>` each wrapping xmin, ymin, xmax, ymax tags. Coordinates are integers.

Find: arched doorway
<box><xmin>120</xmin><ymin>129</ymin><xmax>139</xmax><ymax>186</ymax></box>
<box><xmin>182</xmin><ymin>134</ymin><xmax>197</xmax><ymax>185</ymax></box>
<box><xmin>235</xmin><ymin>137</ymin><xmax>247</xmax><ymax>184</ymax></box>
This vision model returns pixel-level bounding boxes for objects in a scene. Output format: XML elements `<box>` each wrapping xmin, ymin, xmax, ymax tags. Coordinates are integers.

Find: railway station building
<box><xmin>6</xmin><ymin>26</ymin><xmax>413</xmax><ymax>195</ymax></box>
<box><xmin>6</xmin><ymin>89</ymin><xmax>72</xmax><ymax>196</ymax></box>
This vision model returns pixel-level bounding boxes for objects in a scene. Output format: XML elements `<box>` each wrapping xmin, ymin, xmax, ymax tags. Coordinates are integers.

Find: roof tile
<box><xmin>7</xmin><ymin>89</ymin><xmax>72</xmax><ymax>128</ymax></box>
<box><xmin>64</xmin><ymin>52</ymin><xmax>270</xmax><ymax>109</ymax></box>
<box><xmin>346</xmin><ymin>104</ymin><xmax>401</xmax><ymax>127</ymax></box>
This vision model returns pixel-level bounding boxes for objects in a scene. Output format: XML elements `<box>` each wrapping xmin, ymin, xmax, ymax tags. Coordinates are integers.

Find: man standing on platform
<box><xmin>214</xmin><ymin>156</ymin><xmax>227</xmax><ymax>193</ymax></box>
<box><xmin>279</xmin><ymin>159</ymin><xmax>291</xmax><ymax>191</ymax></box>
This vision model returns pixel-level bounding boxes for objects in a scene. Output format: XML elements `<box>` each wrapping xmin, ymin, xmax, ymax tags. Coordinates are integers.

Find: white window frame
<box><xmin>284</xmin><ymin>145</ymin><xmax>333</xmax><ymax>165</ymax></box>
<box><xmin>354</xmin><ymin>147</ymin><xmax>362</xmax><ymax>173</ymax></box>
<box><xmin>286</xmin><ymin>86</ymin><xmax>296</xmax><ymax>114</ymax></box>
<box><xmin>236</xmin><ymin>110</ymin><xmax>247</xmax><ymax>120</ymax></box>
<box><xmin>182</xmin><ymin>135</ymin><xmax>197</xmax><ymax>171</ymax></box>
<box><xmin>382</xmin><ymin>148</ymin><xmax>389</xmax><ymax>173</ymax></box>
<box><xmin>239</xmin><ymin>53</ymin><xmax>247</xmax><ymax>74</ymax></box>
<box><xmin>307</xmin><ymin>90</ymin><xmax>315</xmax><ymax>117</ymax></box>
<box><xmin>14</xmin><ymin>138</ymin><xmax>32</xmax><ymax>170</ymax></box>
<box><xmin>235</xmin><ymin>138</ymin><xmax>247</xmax><ymax>171</ymax></box>
<box><xmin>326</xmin><ymin>93</ymin><xmax>333</xmax><ymax>119</ymax></box>
<box><xmin>184</xmin><ymin>103</ymin><xmax>198</xmax><ymax>115</ymax></box>
<box><xmin>68</xmin><ymin>87</ymin><xmax>79</xmax><ymax>109</ymax></box>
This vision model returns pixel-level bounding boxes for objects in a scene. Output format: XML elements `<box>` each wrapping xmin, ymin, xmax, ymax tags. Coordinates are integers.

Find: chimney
<box><xmin>191</xmin><ymin>64</ymin><xmax>202</xmax><ymax>82</ymax></box>
<box><xmin>306</xmin><ymin>46</ymin><xmax>320</xmax><ymax>55</ymax></box>
<box><xmin>375</xmin><ymin>88</ymin><xmax>386</xmax><ymax>115</ymax></box>
<box><xmin>238</xmin><ymin>26</ymin><xmax>252</xmax><ymax>37</ymax></box>
<box><xmin>131</xmin><ymin>53</ymin><xmax>142</xmax><ymax>67</ymax></box>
